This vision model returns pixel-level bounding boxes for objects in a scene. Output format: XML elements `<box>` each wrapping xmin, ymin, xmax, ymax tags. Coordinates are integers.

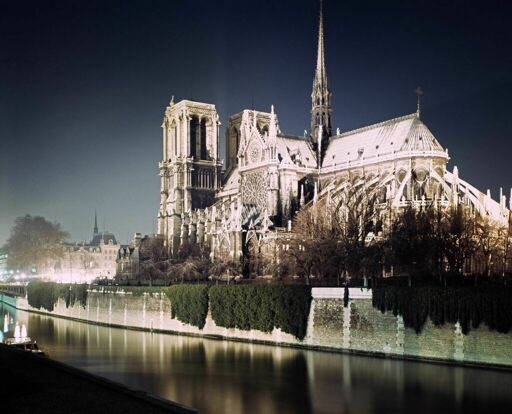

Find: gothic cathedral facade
<box><xmin>157</xmin><ymin>2</ymin><xmax>510</xmax><ymax>260</ymax></box>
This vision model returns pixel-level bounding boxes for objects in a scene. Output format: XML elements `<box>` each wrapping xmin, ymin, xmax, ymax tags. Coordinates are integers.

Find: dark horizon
<box><xmin>2</xmin><ymin>0</ymin><xmax>511</xmax><ymax>245</ymax></box>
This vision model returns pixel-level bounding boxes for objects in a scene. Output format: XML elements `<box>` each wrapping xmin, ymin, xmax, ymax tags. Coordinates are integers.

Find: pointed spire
<box><xmin>311</xmin><ymin>0</ymin><xmax>332</xmax><ymax>152</ymax></box>
<box><xmin>93</xmin><ymin>211</ymin><xmax>98</xmax><ymax>236</ymax></box>
<box><xmin>268</xmin><ymin>105</ymin><xmax>278</xmax><ymax>141</ymax></box>
<box><xmin>316</xmin><ymin>0</ymin><xmax>326</xmax><ymax>84</ymax></box>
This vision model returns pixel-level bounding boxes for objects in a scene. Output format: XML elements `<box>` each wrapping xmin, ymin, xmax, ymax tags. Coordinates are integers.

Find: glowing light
<box><xmin>14</xmin><ymin>322</ymin><xmax>20</xmax><ymax>341</ymax></box>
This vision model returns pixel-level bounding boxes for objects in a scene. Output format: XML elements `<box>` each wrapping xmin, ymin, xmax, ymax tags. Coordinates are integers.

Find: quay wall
<box><xmin>2</xmin><ymin>288</ymin><xmax>512</xmax><ymax>368</ymax></box>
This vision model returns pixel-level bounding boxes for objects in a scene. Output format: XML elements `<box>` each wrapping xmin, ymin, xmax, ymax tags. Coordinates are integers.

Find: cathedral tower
<box><xmin>310</xmin><ymin>0</ymin><xmax>332</xmax><ymax>159</ymax></box>
<box><xmin>157</xmin><ymin>99</ymin><xmax>223</xmax><ymax>253</ymax></box>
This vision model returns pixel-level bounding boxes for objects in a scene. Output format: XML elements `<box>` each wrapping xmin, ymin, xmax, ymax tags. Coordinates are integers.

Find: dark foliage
<box><xmin>61</xmin><ymin>284</ymin><xmax>89</xmax><ymax>308</ymax></box>
<box><xmin>209</xmin><ymin>285</ymin><xmax>312</xmax><ymax>340</ymax></box>
<box><xmin>343</xmin><ymin>285</ymin><xmax>349</xmax><ymax>307</ymax></box>
<box><xmin>164</xmin><ymin>284</ymin><xmax>209</xmax><ymax>329</ymax></box>
<box><xmin>5</xmin><ymin>215</ymin><xmax>68</xmax><ymax>272</ymax></box>
<box><xmin>27</xmin><ymin>281</ymin><xmax>88</xmax><ymax>312</ymax></box>
<box><xmin>373</xmin><ymin>284</ymin><xmax>512</xmax><ymax>335</ymax></box>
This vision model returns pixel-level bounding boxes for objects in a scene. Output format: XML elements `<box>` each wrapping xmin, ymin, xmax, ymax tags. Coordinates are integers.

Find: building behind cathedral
<box><xmin>38</xmin><ymin>213</ymin><xmax>119</xmax><ymax>283</ymax></box>
<box><xmin>157</xmin><ymin>2</ymin><xmax>511</xmax><ymax>262</ymax></box>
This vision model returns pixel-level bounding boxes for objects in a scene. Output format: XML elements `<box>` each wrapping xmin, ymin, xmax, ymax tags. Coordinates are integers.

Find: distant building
<box><xmin>40</xmin><ymin>213</ymin><xmax>120</xmax><ymax>283</ymax></box>
<box><xmin>116</xmin><ymin>233</ymin><xmax>165</xmax><ymax>282</ymax></box>
<box><xmin>116</xmin><ymin>233</ymin><xmax>144</xmax><ymax>280</ymax></box>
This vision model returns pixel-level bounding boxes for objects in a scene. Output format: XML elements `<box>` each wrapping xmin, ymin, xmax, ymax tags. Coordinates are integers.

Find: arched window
<box><xmin>174</xmin><ymin>125</ymin><xmax>178</xmax><ymax>156</ymax></box>
<box><xmin>190</xmin><ymin>116</ymin><xmax>197</xmax><ymax>158</ymax></box>
<box><xmin>200</xmin><ymin>118</ymin><xmax>207</xmax><ymax>160</ymax></box>
<box><xmin>234</xmin><ymin>128</ymin><xmax>239</xmax><ymax>164</ymax></box>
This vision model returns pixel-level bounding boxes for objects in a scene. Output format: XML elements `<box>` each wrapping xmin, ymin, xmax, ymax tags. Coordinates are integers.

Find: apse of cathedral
<box><xmin>157</xmin><ymin>1</ymin><xmax>511</xmax><ymax>259</ymax></box>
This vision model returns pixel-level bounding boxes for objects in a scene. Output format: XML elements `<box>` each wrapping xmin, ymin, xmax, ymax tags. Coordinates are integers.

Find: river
<box><xmin>2</xmin><ymin>301</ymin><xmax>512</xmax><ymax>414</ymax></box>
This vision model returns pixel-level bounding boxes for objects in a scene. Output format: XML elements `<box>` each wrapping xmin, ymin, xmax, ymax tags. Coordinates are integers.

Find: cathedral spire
<box><xmin>93</xmin><ymin>211</ymin><xmax>98</xmax><ymax>236</ymax></box>
<box><xmin>311</xmin><ymin>0</ymin><xmax>331</xmax><ymax>161</ymax></box>
<box><xmin>316</xmin><ymin>0</ymin><xmax>326</xmax><ymax>85</ymax></box>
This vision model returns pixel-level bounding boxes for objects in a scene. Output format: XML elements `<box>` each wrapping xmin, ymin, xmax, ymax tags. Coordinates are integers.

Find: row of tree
<box><xmin>4</xmin><ymin>199</ymin><xmax>511</xmax><ymax>286</ymax></box>
<box><xmin>117</xmin><ymin>237</ymin><xmax>241</xmax><ymax>286</ymax></box>
<box><xmin>280</xmin><ymin>188</ymin><xmax>512</xmax><ymax>284</ymax></box>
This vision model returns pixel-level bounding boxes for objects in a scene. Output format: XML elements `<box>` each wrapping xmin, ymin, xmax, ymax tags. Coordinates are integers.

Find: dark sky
<box><xmin>1</xmin><ymin>0</ymin><xmax>511</xmax><ymax>245</ymax></box>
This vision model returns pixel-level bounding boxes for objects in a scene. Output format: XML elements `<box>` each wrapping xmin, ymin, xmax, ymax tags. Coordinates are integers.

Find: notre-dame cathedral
<box><xmin>157</xmin><ymin>1</ymin><xmax>510</xmax><ymax>260</ymax></box>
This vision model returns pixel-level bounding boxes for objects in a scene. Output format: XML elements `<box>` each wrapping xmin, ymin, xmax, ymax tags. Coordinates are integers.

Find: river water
<box><xmin>2</xmin><ymin>302</ymin><xmax>512</xmax><ymax>414</ymax></box>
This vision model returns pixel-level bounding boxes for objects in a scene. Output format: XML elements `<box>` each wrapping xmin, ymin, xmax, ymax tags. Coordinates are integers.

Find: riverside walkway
<box><xmin>0</xmin><ymin>344</ymin><xmax>198</xmax><ymax>414</ymax></box>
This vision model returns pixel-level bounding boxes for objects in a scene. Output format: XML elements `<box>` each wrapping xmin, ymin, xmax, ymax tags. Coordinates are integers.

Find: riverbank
<box><xmin>0</xmin><ymin>344</ymin><xmax>198</xmax><ymax>413</ymax></box>
<box><xmin>2</xmin><ymin>287</ymin><xmax>512</xmax><ymax>370</ymax></box>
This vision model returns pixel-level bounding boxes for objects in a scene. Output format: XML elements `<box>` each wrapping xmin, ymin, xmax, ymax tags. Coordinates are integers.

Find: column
<box><xmin>163</xmin><ymin>120</ymin><xmax>168</xmax><ymax>160</ymax></box>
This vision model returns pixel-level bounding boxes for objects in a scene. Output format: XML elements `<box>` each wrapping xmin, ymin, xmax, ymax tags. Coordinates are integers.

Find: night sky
<box><xmin>1</xmin><ymin>0</ymin><xmax>511</xmax><ymax>245</ymax></box>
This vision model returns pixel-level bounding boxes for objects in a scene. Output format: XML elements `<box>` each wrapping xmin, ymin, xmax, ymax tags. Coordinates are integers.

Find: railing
<box><xmin>322</xmin><ymin>149</ymin><xmax>449</xmax><ymax>173</ymax></box>
<box><xmin>0</xmin><ymin>284</ymin><xmax>26</xmax><ymax>297</ymax></box>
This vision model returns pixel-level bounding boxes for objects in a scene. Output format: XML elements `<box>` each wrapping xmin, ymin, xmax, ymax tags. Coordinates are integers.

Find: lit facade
<box><xmin>157</xmin><ymin>2</ymin><xmax>511</xmax><ymax>260</ymax></box>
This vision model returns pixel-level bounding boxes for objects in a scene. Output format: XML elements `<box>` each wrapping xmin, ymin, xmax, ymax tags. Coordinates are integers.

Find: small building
<box><xmin>116</xmin><ymin>233</ymin><xmax>166</xmax><ymax>283</ymax></box>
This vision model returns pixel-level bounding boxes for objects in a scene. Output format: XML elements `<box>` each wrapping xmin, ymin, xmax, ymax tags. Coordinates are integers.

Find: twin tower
<box><xmin>157</xmin><ymin>1</ymin><xmax>332</xmax><ymax>255</ymax></box>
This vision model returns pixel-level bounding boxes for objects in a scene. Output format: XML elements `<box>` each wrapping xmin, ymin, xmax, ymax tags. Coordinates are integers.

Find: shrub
<box><xmin>27</xmin><ymin>281</ymin><xmax>88</xmax><ymax>311</ymax></box>
<box><xmin>62</xmin><ymin>284</ymin><xmax>88</xmax><ymax>308</ymax></box>
<box><xmin>373</xmin><ymin>285</ymin><xmax>512</xmax><ymax>335</ymax></box>
<box><xmin>164</xmin><ymin>284</ymin><xmax>209</xmax><ymax>329</ymax></box>
<box><xmin>209</xmin><ymin>285</ymin><xmax>312</xmax><ymax>340</ymax></box>
<box><xmin>27</xmin><ymin>281</ymin><xmax>59</xmax><ymax>311</ymax></box>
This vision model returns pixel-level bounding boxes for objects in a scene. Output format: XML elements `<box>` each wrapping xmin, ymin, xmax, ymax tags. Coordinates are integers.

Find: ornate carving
<box><xmin>247</xmin><ymin>141</ymin><xmax>262</xmax><ymax>164</ymax></box>
<box><xmin>241</xmin><ymin>170</ymin><xmax>267</xmax><ymax>211</ymax></box>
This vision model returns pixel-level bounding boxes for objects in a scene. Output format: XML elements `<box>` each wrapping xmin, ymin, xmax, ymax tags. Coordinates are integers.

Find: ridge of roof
<box><xmin>278</xmin><ymin>134</ymin><xmax>309</xmax><ymax>141</ymax></box>
<box><xmin>333</xmin><ymin>113</ymin><xmax>418</xmax><ymax>140</ymax></box>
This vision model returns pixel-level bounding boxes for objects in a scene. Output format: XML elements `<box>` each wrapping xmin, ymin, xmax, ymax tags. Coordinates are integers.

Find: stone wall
<box><xmin>2</xmin><ymin>288</ymin><xmax>512</xmax><ymax>368</ymax></box>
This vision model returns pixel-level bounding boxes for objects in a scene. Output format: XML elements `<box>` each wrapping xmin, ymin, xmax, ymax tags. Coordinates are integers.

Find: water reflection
<box><xmin>1</xmin><ymin>301</ymin><xmax>512</xmax><ymax>414</ymax></box>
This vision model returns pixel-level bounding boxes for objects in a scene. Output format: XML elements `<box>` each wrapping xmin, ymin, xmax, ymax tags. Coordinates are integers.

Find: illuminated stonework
<box><xmin>156</xmin><ymin>2</ymin><xmax>511</xmax><ymax>259</ymax></box>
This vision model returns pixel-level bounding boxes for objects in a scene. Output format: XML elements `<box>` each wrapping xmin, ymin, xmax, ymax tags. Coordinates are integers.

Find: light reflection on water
<box><xmin>2</xmin><ymin>302</ymin><xmax>512</xmax><ymax>414</ymax></box>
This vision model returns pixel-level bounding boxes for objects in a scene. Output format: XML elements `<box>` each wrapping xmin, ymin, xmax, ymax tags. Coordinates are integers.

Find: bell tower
<box><xmin>157</xmin><ymin>99</ymin><xmax>223</xmax><ymax>253</ymax></box>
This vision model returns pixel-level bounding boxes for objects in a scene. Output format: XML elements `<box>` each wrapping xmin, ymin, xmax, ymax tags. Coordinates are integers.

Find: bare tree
<box><xmin>442</xmin><ymin>205</ymin><xmax>478</xmax><ymax>276</ymax></box>
<box><xmin>475</xmin><ymin>215</ymin><xmax>504</xmax><ymax>277</ymax></box>
<box><xmin>284</xmin><ymin>178</ymin><xmax>382</xmax><ymax>284</ymax></box>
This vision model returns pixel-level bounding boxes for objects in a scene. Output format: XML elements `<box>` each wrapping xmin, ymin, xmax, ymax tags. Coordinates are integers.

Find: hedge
<box><xmin>164</xmin><ymin>284</ymin><xmax>209</xmax><ymax>329</ymax></box>
<box><xmin>27</xmin><ymin>281</ymin><xmax>88</xmax><ymax>312</ymax></box>
<box><xmin>373</xmin><ymin>285</ymin><xmax>512</xmax><ymax>335</ymax></box>
<box><xmin>209</xmin><ymin>285</ymin><xmax>312</xmax><ymax>340</ymax></box>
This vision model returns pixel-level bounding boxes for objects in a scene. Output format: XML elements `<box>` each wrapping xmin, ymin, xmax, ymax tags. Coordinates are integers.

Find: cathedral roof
<box><xmin>322</xmin><ymin>113</ymin><xmax>447</xmax><ymax>169</ymax></box>
<box><xmin>221</xmin><ymin>166</ymin><xmax>240</xmax><ymax>194</ymax></box>
<box><xmin>277</xmin><ymin>135</ymin><xmax>317</xmax><ymax>168</ymax></box>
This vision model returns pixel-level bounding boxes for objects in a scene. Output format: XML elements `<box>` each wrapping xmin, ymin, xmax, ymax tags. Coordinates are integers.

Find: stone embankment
<box><xmin>2</xmin><ymin>287</ymin><xmax>512</xmax><ymax>369</ymax></box>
